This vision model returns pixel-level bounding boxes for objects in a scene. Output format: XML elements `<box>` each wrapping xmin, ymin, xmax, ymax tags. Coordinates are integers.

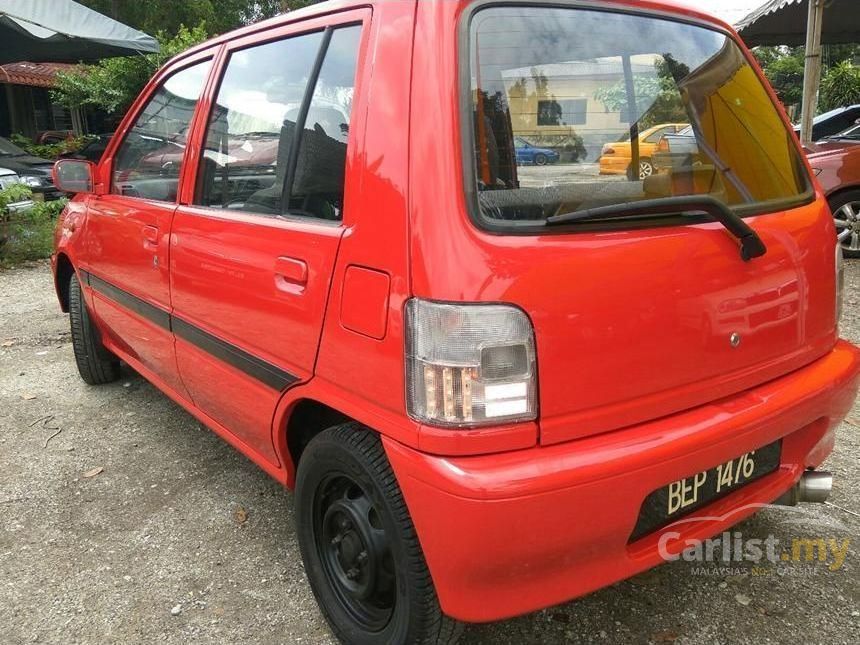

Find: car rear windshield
<box><xmin>466</xmin><ymin>6</ymin><xmax>812</xmax><ymax>230</ymax></box>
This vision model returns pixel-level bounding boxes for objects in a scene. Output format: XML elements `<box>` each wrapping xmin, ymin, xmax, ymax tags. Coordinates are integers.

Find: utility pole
<box><xmin>800</xmin><ymin>0</ymin><xmax>825</xmax><ymax>145</ymax></box>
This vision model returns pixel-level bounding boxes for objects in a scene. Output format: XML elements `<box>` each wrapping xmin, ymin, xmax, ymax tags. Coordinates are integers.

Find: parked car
<box><xmin>59</xmin><ymin>133</ymin><xmax>114</xmax><ymax>163</ymax></box>
<box><xmin>599</xmin><ymin>122</ymin><xmax>688</xmax><ymax>179</ymax></box>
<box><xmin>807</xmin><ymin>127</ymin><xmax>860</xmax><ymax>257</ymax></box>
<box><xmin>0</xmin><ymin>136</ymin><xmax>62</xmax><ymax>200</ymax></box>
<box><xmin>652</xmin><ymin>125</ymin><xmax>697</xmax><ymax>172</ymax></box>
<box><xmin>0</xmin><ymin>166</ymin><xmax>20</xmax><ymax>191</ymax></box>
<box><xmin>50</xmin><ymin>2</ymin><xmax>859</xmax><ymax>643</ymax></box>
<box><xmin>793</xmin><ymin>104</ymin><xmax>860</xmax><ymax>141</ymax></box>
<box><xmin>514</xmin><ymin>137</ymin><xmax>559</xmax><ymax>165</ymax></box>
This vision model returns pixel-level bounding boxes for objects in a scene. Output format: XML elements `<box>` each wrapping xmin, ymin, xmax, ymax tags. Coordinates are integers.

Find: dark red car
<box><xmin>49</xmin><ymin>1</ymin><xmax>859</xmax><ymax>642</ymax></box>
<box><xmin>808</xmin><ymin>125</ymin><xmax>860</xmax><ymax>257</ymax></box>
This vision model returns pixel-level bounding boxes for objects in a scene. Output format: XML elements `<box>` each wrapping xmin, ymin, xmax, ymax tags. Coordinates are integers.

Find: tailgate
<box><xmin>531</xmin><ymin>198</ymin><xmax>837</xmax><ymax>445</ymax></box>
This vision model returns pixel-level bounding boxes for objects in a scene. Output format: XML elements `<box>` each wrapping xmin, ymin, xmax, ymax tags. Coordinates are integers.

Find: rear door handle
<box><xmin>274</xmin><ymin>256</ymin><xmax>308</xmax><ymax>292</ymax></box>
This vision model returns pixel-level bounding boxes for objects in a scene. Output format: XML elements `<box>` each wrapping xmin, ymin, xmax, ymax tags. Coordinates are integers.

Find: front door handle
<box><xmin>142</xmin><ymin>225</ymin><xmax>159</xmax><ymax>254</ymax></box>
<box><xmin>274</xmin><ymin>256</ymin><xmax>308</xmax><ymax>293</ymax></box>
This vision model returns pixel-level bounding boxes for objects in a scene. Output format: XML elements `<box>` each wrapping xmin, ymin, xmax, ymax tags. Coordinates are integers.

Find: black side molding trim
<box><xmin>83</xmin><ymin>270</ymin><xmax>171</xmax><ymax>330</ymax></box>
<box><xmin>81</xmin><ymin>269</ymin><xmax>298</xmax><ymax>391</ymax></box>
<box><xmin>172</xmin><ymin>317</ymin><xmax>298</xmax><ymax>391</ymax></box>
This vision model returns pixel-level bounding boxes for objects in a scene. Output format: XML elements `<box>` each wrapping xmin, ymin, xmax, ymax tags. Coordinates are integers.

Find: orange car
<box><xmin>599</xmin><ymin>122</ymin><xmax>689</xmax><ymax>178</ymax></box>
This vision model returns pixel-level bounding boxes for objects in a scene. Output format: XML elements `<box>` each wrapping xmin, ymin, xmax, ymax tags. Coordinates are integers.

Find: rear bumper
<box><xmin>4</xmin><ymin>199</ymin><xmax>35</xmax><ymax>214</ymax></box>
<box><xmin>384</xmin><ymin>340</ymin><xmax>860</xmax><ymax>623</ymax></box>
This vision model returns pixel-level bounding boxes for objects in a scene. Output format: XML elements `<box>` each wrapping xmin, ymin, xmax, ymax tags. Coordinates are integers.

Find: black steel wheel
<box><xmin>295</xmin><ymin>423</ymin><xmax>462</xmax><ymax>645</ymax></box>
<box><xmin>316</xmin><ymin>473</ymin><xmax>396</xmax><ymax>631</ymax></box>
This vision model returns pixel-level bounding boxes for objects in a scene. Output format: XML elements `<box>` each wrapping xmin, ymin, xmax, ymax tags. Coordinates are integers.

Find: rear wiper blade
<box><xmin>546</xmin><ymin>195</ymin><xmax>767</xmax><ymax>262</ymax></box>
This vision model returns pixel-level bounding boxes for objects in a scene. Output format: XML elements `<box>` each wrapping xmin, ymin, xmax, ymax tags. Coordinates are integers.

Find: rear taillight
<box><xmin>405</xmin><ymin>299</ymin><xmax>537</xmax><ymax>427</ymax></box>
<box><xmin>602</xmin><ymin>145</ymin><xmax>615</xmax><ymax>155</ymax></box>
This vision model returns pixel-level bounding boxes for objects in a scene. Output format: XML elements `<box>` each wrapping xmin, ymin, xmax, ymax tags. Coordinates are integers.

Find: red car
<box><xmin>51</xmin><ymin>1</ymin><xmax>859</xmax><ymax>643</ymax></box>
<box><xmin>807</xmin><ymin>126</ymin><xmax>860</xmax><ymax>257</ymax></box>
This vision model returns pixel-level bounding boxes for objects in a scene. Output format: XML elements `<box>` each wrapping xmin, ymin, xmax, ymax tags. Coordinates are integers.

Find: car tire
<box><xmin>296</xmin><ymin>423</ymin><xmax>463</xmax><ymax>645</ymax></box>
<box><xmin>533</xmin><ymin>153</ymin><xmax>548</xmax><ymax>166</ymax></box>
<box><xmin>829</xmin><ymin>190</ymin><xmax>860</xmax><ymax>258</ymax></box>
<box><xmin>68</xmin><ymin>273</ymin><xmax>121</xmax><ymax>385</ymax></box>
<box><xmin>639</xmin><ymin>159</ymin><xmax>654</xmax><ymax>179</ymax></box>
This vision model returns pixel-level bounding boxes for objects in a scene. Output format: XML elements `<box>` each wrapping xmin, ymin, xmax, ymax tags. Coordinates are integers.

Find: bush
<box><xmin>820</xmin><ymin>61</ymin><xmax>860</xmax><ymax>112</ymax></box>
<box><xmin>561</xmin><ymin>134</ymin><xmax>588</xmax><ymax>163</ymax></box>
<box><xmin>0</xmin><ymin>185</ymin><xmax>66</xmax><ymax>266</ymax></box>
<box><xmin>9</xmin><ymin>133</ymin><xmax>93</xmax><ymax>161</ymax></box>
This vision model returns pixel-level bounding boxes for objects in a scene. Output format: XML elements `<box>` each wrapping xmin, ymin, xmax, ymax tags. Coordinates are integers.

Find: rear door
<box><xmin>170</xmin><ymin>13</ymin><xmax>368</xmax><ymax>463</ymax></box>
<box><xmin>83</xmin><ymin>55</ymin><xmax>212</xmax><ymax>397</ymax></box>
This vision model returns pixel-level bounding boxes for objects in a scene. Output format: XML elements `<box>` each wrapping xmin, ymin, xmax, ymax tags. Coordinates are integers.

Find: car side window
<box><xmin>194</xmin><ymin>24</ymin><xmax>361</xmax><ymax>221</ymax></box>
<box><xmin>288</xmin><ymin>25</ymin><xmax>361</xmax><ymax>221</ymax></box>
<box><xmin>644</xmin><ymin>126</ymin><xmax>671</xmax><ymax>144</ymax></box>
<box><xmin>111</xmin><ymin>60</ymin><xmax>211</xmax><ymax>201</ymax></box>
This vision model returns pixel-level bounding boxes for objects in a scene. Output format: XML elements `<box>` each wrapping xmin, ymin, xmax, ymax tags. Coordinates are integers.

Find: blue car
<box><xmin>514</xmin><ymin>137</ymin><xmax>560</xmax><ymax>166</ymax></box>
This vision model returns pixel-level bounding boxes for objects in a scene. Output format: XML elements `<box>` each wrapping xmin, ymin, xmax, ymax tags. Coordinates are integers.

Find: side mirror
<box><xmin>53</xmin><ymin>159</ymin><xmax>95</xmax><ymax>194</ymax></box>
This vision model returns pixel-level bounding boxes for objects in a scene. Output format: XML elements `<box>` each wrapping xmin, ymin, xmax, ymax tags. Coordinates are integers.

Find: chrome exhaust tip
<box><xmin>774</xmin><ymin>470</ymin><xmax>832</xmax><ymax>506</ymax></box>
<box><xmin>798</xmin><ymin>470</ymin><xmax>833</xmax><ymax>503</ymax></box>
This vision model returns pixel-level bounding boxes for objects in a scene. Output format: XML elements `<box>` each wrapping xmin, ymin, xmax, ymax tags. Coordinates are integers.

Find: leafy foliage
<box><xmin>754</xmin><ymin>45</ymin><xmax>860</xmax><ymax>112</ymax></box>
<box><xmin>0</xmin><ymin>188</ymin><xmax>67</xmax><ymax>266</ymax></box>
<box><xmin>51</xmin><ymin>25</ymin><xmax>209</xmax><ymax>115</ymax></box>
<box><xmin>9</xmin><ymin>134</ymin><xmax>93</xmax><ymax>161</ymax></box>
<box><xmin>754</xmin><ymin>47</ymin><xmax>806</xmax><ymax>108</ymax></box>
<box><xmin>0</xmin><ymin>184</ymin><xmax>32</xmax><ymax>212</ymax></box>
<box><xmin>820</xmin><ymin>61</ymin><xmax>860</xmax><ymax>112</ymax></box>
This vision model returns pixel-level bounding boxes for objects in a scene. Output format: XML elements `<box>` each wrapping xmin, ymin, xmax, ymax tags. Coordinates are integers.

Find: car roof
<box><xmin>794</xmin><ymin>104</ymin><xmax>860</xmax><ymax>130</ymax></box>
<box><xmin>166</xmin><ymin>0</ymin><xmax>736</xmax><ymax>70</ymax></box>
<box><xmin>816</xmin><ymin>105</ymin><xmax>860</xmax><ymax>122</ymax></box>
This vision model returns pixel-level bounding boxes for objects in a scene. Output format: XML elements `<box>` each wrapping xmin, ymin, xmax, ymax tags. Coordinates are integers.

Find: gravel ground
<box><xmin>0</xmin><ymin>261</ymin><xmax>858</xmax><ymax>645</ymax></box>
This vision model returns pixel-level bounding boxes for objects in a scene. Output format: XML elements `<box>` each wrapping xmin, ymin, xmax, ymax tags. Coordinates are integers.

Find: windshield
<box><xmin>0</xmin><ymin>136</ymin><xmax>28</xmax><ymax>157</ymax></box>
<box><xmin>467</xmin><ymin>7</ymin><xmax>811</xmax><ymax>229</ymax></box>
<box><xmin>827</xmin><ymin>124</ymin><xmax>860</xmax><ymax>140</ymax></box>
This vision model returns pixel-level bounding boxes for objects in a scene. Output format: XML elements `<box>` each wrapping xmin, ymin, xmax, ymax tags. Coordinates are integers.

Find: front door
<box><xmin>84</xmin><ymin>57</ymin><xmax>212</xmax><ymax>398</ymax></box>
<box><xmin>170</xmin><ymin>18</ymin><xmax>366</xmax><ymax>463</ymax></box>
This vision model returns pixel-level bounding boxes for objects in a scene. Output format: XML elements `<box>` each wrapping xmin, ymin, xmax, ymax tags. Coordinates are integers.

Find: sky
<box><xmin>674</xmin><ymin>0</ymin><xmax>762</xmax><ymax>25</ymax></box>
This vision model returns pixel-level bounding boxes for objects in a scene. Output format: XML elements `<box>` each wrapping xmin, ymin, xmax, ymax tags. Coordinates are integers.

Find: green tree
<box><xmin>754</xmin><ymin>44</ymin><xmax>860</xmax><ymax>112</ymax></box>
<box><xmin>820</xmin><ymin>61</ymin><xmax>860</xmax><ymax>111</ymax></box>
<box><xmin>593</xmin><ymin>58</ymin><xmax>689</xmax><ymax>129</ymax></box>
<box><xmin>754</xmin><ymin>47</ymin><xmax>805</xmax><ymax>107</ymax></box>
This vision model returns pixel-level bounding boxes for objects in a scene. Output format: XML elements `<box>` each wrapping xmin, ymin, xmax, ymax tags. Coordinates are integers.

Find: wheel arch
<box><xmin>281</xmin><ymin>397</ymin><xmax>353</xmax><ymax>486</ymax></box>
<box><xmin>825</xmin><ymin>184</ymin><xmax>860</xmax><ymax>204</ymax></box>
<box><xmin>274</xmin><ymin>381</ymin><xmax>421</xmax><ymax>489</ymax></box>
<box><xmin>54</xmin><ymin>252</ymin><xmax>75</xmax><ymax>313</ymax></box>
